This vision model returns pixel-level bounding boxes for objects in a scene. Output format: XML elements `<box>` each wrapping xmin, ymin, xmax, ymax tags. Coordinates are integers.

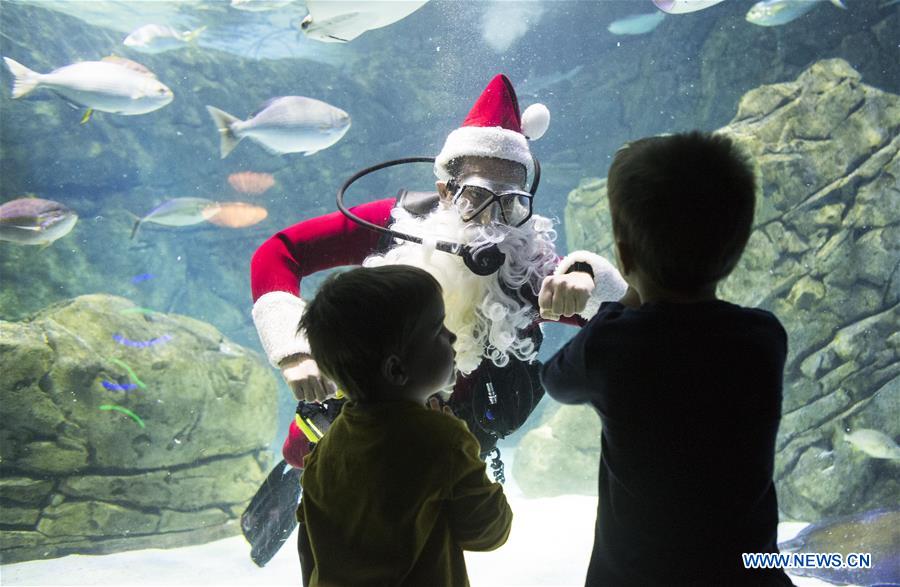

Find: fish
<box><xmin>778</xmin><ymin>508</ymin><xmax>900</xmax><ymax>586</ymax></box>
<box><xmin>518</xmin><ymin>65</ymin><xmax>584</xmax><ymax>98</ymax></box>
<box><xmin>218</xmin><ymin>340</ymin><xmax>245</xmax><ymax>357</ymax></box>
<box><xmin>99</xmin><ymin>404</ymin><xmax>146</xmax><ymax>428</ymax></box>
<box><xmin>123</xmin><ymin>24</ymin><xmax>206</xmax><ymax>54</ymax></box>
<box><xmin>746</xmin><ymin>0</ymin><xmax>847</xmax><ymax>27</ymax></box>
<box><xmin>300</xmin><ymin>0</ymin><xmax>429</xmax><ymax>43</ymax></box>
<box><xmin>112</xmin><ymin>334</ymin><xmax>173</xmax><ymax>348</ymax></box>
<box><xmin>100</xmin><ymin>56</ymin><xmax>157</xmax><ymax>77</ymax></box>
<box><xmin>0</xmin><ymin>197</ymin><xmax>78</xmax><ymax>246</ymax></box>
<box><xmin>231</xmin><ymin>0</ymin><xmax>296</xmax><ymax>11</ymax></box>
<box><xmin>102</xmin><ymin>381</ymin><xmax>139</xmax><ymax>392</ymax></box>
<box><xmin>206</xmin><ymin>97</ymin><xmax>351</xmax><ymax>158</ymax></box>
<box><xmin>608</xmin><ymin>11</ymin><xmax>666</xmax><ymax>35</ymax></box>
<box><xmin>652</xmin><ymin>0</ymin><xmax>726</xmax><ymax>14</ymax></box>
<box><xmin>130</xmin><ymin>197</ymin><xmax>220</xmax><ymax>239</ymax></box>
<box><xmin>108</xmin><ymin>357</ymin><xmax>147</xmax><ymax>389</ymax></box>
<box><xmin>130</xmin><ymin>272</ymin><xmax>156</xmax><ymax>284</ymax></box>
<box><xmin>228</xmin><ymin>171</ymin><xmax>276</xmax><ymax>195</ymax></box>
<box><xmin>205</xmin><ymin>202</ymin><xmax>268</xmax><ymax>228</ymax></box>
<box><xmin>3</xmin><ymin>56</ymin><xmax>173</xmax><ymax>117</ymax></box>
<box><xmin>843</xmin><ymin>428</ymin><xmax>900</xmax><ymax>460</ymax></box>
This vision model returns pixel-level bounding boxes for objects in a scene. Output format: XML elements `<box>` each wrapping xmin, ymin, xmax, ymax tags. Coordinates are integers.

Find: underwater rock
<box><xmin>522</xmin><ymin>59</ymin><xmax>900</xmax><ymax>517</ymax></box>
<box><xmin>512</xmin><ymin>405</ymin><xmax>601</xmax><ymax>498</ymax></box>
<box><xmin>562</xmin><ymin>177</ymin><xmax>617</xmax><ymax>264</ymax></box>
<box><xmin>0</xmin><ymin>294</ymin><xmax>279</xmax><ymax>563</ymax></box>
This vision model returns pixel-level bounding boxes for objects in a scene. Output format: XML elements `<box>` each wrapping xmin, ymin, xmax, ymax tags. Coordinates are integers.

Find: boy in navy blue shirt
<box><xmin>540</xmin><ymin>132</ymin><xmax>793</xmax><ymax>586</ymax></box>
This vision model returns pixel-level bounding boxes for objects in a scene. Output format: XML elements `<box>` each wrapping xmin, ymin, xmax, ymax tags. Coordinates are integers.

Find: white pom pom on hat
<box><xmin>521</xmin><ymin>103</ymin><xmax>550</xmax><ymax>140</ymax></box>
<box><xmin>434</xmin><ymin>74</ymin><xmax>549</xmax><ymax>180</ymax></box>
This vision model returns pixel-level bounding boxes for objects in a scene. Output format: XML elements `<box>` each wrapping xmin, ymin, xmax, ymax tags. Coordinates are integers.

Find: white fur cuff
<box><xmin>555</xmin><ymin>250</ymin><xmax>628</xmax><ymax>319</ymax></box>
<box><xmin>251</xmin><ymin>291</ymin><xmax>310</xmax><ymax>367</ymax></box>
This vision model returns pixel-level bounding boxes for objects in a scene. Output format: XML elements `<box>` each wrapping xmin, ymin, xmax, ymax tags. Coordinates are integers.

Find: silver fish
<box><xmin>779</xmin><ymin>508</ymin><xmax>900</xmax><ymax>586</ymax></box>
<box><xmin>3</xmin><ymin>56</ymin><xmax>173</xmax><ymax>115</ymax></box>
<box><xmin>206</xmin><ymin>96</ymin><xmax>351</xmax><ymax>158</ymax></box>
<box><xmin>230</xmin><ymin>0</ymin><xmax>296</xmax><ymax>11</ymax></box>
<box><xmin>652</xmin><ymin>0</ymin><xmax>726</xmax><ymax>14</ymax></box>
<box><xmin>518</xmin><ymin>65</ymin><xmax>584</xmax><ymax>98</ymax></box>
<box><xmin>608</xmin><ymin>11</ymin><xmax>666</xmax><ymax>35</ymax></box>
<box><xmin>746</xmin><ymin>0</ymin><xmax>846</xmax><ymax>27</ymax></box>
<box><xmin>131</xmin><ymin>198</ymin><xmax>220</xmax><ymax>239</ymax></box>
<box><xmin>300</xmin><ymin>0</ymin><xmax>429</xmax><ymax>43</ymax></box>
<box><xmin>0</xmin><ymin>197</ymin><xmax>78</xmax><ymax>246</ymax></box>
<box><xmin>843</xmin><ymin>428</ymin><xmax>900</xmax><ymax>460</ymax></box>
<box><xmin>123</xmin><ymin>24</ymin><xmax>206</xmax><ymax>54</ymax></box>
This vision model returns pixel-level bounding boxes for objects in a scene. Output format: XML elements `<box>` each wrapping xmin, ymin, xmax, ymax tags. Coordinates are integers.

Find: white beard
<box><xmin>363</xmin><ymin>203</ymin><xmax>559</xmax><ymax>375</ymax></box>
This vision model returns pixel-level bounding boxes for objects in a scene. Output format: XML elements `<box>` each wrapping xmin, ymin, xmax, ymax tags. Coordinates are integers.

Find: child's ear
<box><xmin>381</xmin><ymin>354</ymin><xmax>408</xmax><ymax>386</ymax></box>
<box><xmin>615</xmin><ymin>239</ymin><xmax>634</xmax><ymax>277</ymax></box>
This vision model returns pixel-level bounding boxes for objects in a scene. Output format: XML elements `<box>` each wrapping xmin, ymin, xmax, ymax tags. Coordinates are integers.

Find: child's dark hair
<box><xmin>297</xmin><ymin>265</ymin><xmax>442</xmax><ymax>403</ymax></box>
<box><xmin>607</xmin><ymin>131</ymin><xmax>756</xmax><ymax>292</ymax></box>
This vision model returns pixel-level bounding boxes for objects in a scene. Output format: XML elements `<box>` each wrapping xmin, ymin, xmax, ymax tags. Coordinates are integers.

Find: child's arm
<box><xmin>541</xmin><ymin>286</ymin><xmax>636</xmax><ymax>403</ymax></box>
<box><xmin>542</xmin><ymin>296</ymin><xmax>633</xmax><ymax>406</ymax></box>
<box><xmin>447</xmin><ymin>432</ymin><xmax>513</xmax><ymax>551</ymax></box>
<box><xmin>539</xmin><ymin>322</ymin><xmax>595</xmax><ymax>405</ymax></box>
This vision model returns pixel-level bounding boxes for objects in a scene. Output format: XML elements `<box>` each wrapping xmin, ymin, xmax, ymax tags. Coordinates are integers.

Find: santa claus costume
<box><xmin>250</xmin><ymin>73</ymin><xmax>626</xmax><ymax>471</ymax></box>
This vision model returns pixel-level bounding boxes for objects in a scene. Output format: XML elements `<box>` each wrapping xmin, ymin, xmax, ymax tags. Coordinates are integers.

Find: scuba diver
<box><xmin>242</xmin><ymin>73</ymin><xmax>627</xmax><ymax>566</ymax></box>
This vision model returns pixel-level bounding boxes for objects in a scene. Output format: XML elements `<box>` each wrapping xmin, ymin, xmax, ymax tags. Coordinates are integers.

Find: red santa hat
<box><xmin>434</xmin><ymin>74</ymin><xmax>550</xmax><ymax>181</ymax></box>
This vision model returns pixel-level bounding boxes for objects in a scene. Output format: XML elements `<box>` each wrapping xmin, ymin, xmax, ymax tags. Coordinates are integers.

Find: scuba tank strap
<box><xmin>397</xmin><ymin>189</ymin><xmax>440</xmax><ymax>217</ymax></box>
<box><xmin>374</xmin><ymin>190</ymin><xmax>441</xmax><ymax>252</ymax></box>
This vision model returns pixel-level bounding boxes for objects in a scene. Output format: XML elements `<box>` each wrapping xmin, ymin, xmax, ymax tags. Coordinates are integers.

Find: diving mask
<box><xmin>448</xmin><ymin>178</ymin><xmax>534</xmax><ymax>227</ymax></box>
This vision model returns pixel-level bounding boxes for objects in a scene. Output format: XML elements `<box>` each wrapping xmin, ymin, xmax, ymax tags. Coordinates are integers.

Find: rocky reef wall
<box><xmin>0</xmin><ymin>294</ymin><xmax>279</xmax><ymax>563</ymax></box>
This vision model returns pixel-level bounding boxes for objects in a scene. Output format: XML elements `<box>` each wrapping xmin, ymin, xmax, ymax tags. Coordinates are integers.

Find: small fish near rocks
<box><xmin>746</xmin><ymin>0</ymin><xmax>846</xmax><ymax>27</ymax></box>
<box><xmin>0</xmin><ymin>197</ymin><xmax>78</xmax><ymax>246</ymax></box>
<box><xmin>652</xmin><ymin>0</ymin><xmax>726</xmax><ymax>14</ymax></box>
<box><xmin>843</xmin><ymin>428</ymin><xmax>900</xmax><ymax>460</ymax></box>
<box><xmin>205</xmin><ymin>202</ymin><xmax>268</xmax><ymax>228</ymax></box>
<box><xmin>130</xmin><ymin>197</ymin><xmax>221</xmax><ymax>240</ymax></box>
<box><xmin>608</xmin><ymin>12</ymin><xmax>666</xmax><ymax>36</ymax></box>
<box><xmin>206</xmin><ymin>96</ymin><xmax>351</xmax><ymax>158</ymax></box>
<box><xmin>228</xmin><ymin>171</ymin><xmax>276</xmax><ymax>195</ymax></box>
<box><xmin>123</xmin><ymin>24</ymin><xmax>207</xmax><ymax>54</ymax></box>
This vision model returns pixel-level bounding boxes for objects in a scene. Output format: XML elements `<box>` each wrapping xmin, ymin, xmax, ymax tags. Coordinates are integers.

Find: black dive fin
<box><xmin>241</xmin><ymin>459</ymin><xmax>302</xmax><ymax>567</ymax></box>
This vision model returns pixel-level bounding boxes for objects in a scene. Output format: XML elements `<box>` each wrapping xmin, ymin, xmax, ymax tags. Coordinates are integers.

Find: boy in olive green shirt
<box><xmin>296</xmin><ymin>265</ymin><xmax>512</xmax><ymax>586</ymax></box>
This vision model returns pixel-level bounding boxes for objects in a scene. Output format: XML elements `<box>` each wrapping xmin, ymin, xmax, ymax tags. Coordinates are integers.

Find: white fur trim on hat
<box><xmin>251</xmin><ymin>291</ymin><xmax>310</xmax><ymax>367</ymax></box>
<box><xmin>434</xmin><ymin>125</ymin><xmax>534</xmax><ymax>180</ymax></box>
<box><xmin>555</xmin><ymin>250</ymin><xmax>628</xmax><ymax>320</ymax></box>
